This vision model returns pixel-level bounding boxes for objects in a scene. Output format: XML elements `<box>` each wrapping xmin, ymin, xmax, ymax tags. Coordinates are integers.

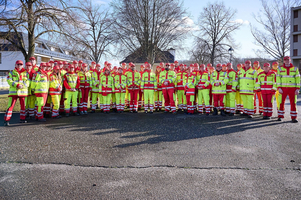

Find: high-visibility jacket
<box><xmin>26</xmin><ymin>69</ymin><xmax>36</xmax><ymax>96</ymax></box>
<box><xmin>33</xmin><ymin>65</ymin><xmax>39</xmax><ymax>72</ymax></box>
<box><xmin>156</xmin><ymin>73</ymin><xmax>162</xmax><ymax>91</ymax></box>
<box><xmin>159</xmin><ymin>70</ymin><xmax>176</xmax><ymax>89</ymax></box>
<box><xmin>89</xmin><ymin>69</ymin><xmax>96</xmax><ymax>74</ymax></box>
<box><xmin>254</xmin><ymin>67</ymin><xmax>264</xmax><ymax>74</ymax></box>
<box><xmin>239</xmin><ymin>68</ymin><xmax>259</xmax><ymax>95</ymax></box>
<box><xmin>49</xmin><ymin>73</ymin><xmax>62</xmax><ymax>95</ymax></box>
<box><xmin>176</xmin><ymin>71</ymin><xmax>188</xmax><ymax>90</ymax></box>
<box><xmin>63</xmin><ymin>72</ymin><xmax>80</xmax><ymax>91</ymax></box>
<box><xmin>276</xmin><ymin>64</ymin><xmax>300</xmax><ymax>89</ymax></box>
<box><xmin>183</xmin><ymin>73</ymin><xmax>196</xmax><ymax>95</ymax></box>
<box><xmin>211</xmin><ymin>71</ymin><xmax>229</xmax><ymax>94</ymax></box>
<box><xmin>141</xmin><ymin>70</ymin><xmax>157</xmax><ymax>90</ymax></box>
<box><xmin>99</xmin><ymin>74</ymin><xmax>115</xmax><ymax>95</ymax></box>
<box><xmin>226</xmin><ymin>69</ymin><xmax>238</xmax><ymax>92</ymax></box>
<box><xmin>7</xmin><ymin>68</ymin><xmax>30</xmax><ymax>97</ymax></box>
<box><xmin>114</xmin><ymin>73</ymin><xmax>127</xmax><ymax>93</ymax></box>
<box><xmin>78</xmin><ymin>71</ymin><xmax>92</xmax><ymax>89</ymax></box>
<box><xmin>60</xmin><ymin>69</ymin><xmax>67</xmax><ymax>77</ymax></box>
<box><xmin>31</xmin><ymin>69</ymin><xmax>49</xmax><ymax>95</ymax></box>
<box><xmin>91</xmin><ymin>70</ymin><xmax>102</xmax><ymax>93</ymax></box>
<box><xmin>256</xmin><ymin>71</ymin><xmax>277</xmax><ymax>94</ymax></box>
<box><xmin>125</xmin><ymin>69</ymin><xmax>140</xmax><ymax>90</ymax></box>
<box><xmin>195</xmin><ymin>71</ymin><xmax>210</xmax><ymax>90</ymax></box>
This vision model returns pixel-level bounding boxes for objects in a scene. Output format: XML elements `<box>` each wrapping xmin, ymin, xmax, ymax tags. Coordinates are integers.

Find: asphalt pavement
<box><xmin>0</xmin><ymin>96</ymin><xmax>301</xmax><ymax>199</ymax></box>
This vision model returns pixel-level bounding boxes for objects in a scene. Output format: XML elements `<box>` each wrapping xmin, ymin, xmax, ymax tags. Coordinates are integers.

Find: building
<box><xmin>121</xmin><ymin>47</ymin><xmax>175</xmax><ymax>71</ymax></box>
<box><xmin>0</xmin><ymin>32</ymin><xmax>91</xmax><ymax>75</ymax></box>
<box><xmin>291</xmin><ymin>6</ymin><xmax>301</xmax><ymax>69</ymax></box>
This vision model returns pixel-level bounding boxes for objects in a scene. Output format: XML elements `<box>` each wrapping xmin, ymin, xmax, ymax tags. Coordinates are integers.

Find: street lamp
<box><xmin>228</xmin><ymin>47</ymin><xmax>234</xmax><ymax>63</ymax></box>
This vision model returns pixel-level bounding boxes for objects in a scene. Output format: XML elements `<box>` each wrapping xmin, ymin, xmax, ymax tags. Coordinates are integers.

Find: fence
<box><xmin>0</xmin><ymin>76</ymin><xmax>9</xmax><ymax>89</ymax></box>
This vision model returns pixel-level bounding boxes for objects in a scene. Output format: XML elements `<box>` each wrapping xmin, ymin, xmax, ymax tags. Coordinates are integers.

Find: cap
<box><xmin>140</xmin><ymin>65</ymin><xmax>145</xmax><ymax>68</ymax></box>
<box><xmin>73</xmin><ymin>60</ymin><xmax>78</xmax><ymax>64</ymax></box>
<box><xmin>29</xmin><ymin>57</ymin><xmax>36</xmax><ymax>61</ymax></box>
<box><xmin>222</xmin><ymin>64</ymin><xmax>227</xmax><ymax>67</ymax></box>
<box><xmin>46</xmin><ymin>63</ymin><xmax>51</xmax><ymax>67</ymax></box>
<box><xmin>118</xmin><ymin>67</ymin><xmax>123</xmax><ymax>70</ymax></box>
<box><xmin>245</xmin><ymin>60</ymin><xmax>251</xmax><ymax>64</ymax></box>
<box><xmin>272</xmin><ymin>62</ymin><xmax>279</xmax><ymax>65</ymax></box>
<box><xmin>91</xmin><ymin>61</ymin><xmax>96</xmax><ymax>64</ymax></box>
<box><xmin>58</xmin><ymin>61</ymin><xmax>63</xmax><ymax>65</ymax></box>
<box><xmin>237</xmin><ymin>63</ymin><xmax>242</xmax><ymax>67</ymax></box>
<box><xmin>49</xmin><ymin>60</ymin><xmax>54</xmax><ymax>64</ymax></box>
<box><xmin>122</xmin><ymin>62</ymin><xmax>126</xmax><ymax>65</ymax></box>
<box><xmin>263</xmin><ymin>63</ymin><xmax>270</xmax><ymax>67</ymax></box>
<box><xmin>207</xmin><ymin>63</ymin><xmax>212</xmax><ymax>67</ymax></box>
<box><xmin>69</xmin><ymin>64</ymin><xmax>75</xmax><ymax>68</ymax></box>
<box><xmin>82</xmin><ymin>63</ymin><xmax>88</xmax><ymax>67</ymax></box>
<box><xmin>200</xmin><ymin>64</ymin><xmax>205</xmax><ymax>68</ymax></box>
<box><xmin>103</xmin><ymin>67</ymin><xmax>109</xmax><ymax>71</ymax></box>
<box><xmin>96</xmin><ymin>64</ymin><xmax>101</xmax><ymax>67</ymax></box>
<box><xmin>216</xmin><ymin>63</ymin><xmax>222</xmax><ymax>67</ymax></box>
<box><xmin>113</xmin><ymin>66</ymin><xmax>117</xmax><ymax>70</ymax></box>
<box><xmin>16</xmin><ymin>60</ymin><xmax>23</xmax><ymax>65</ymax></box>
<box><xmin>40</xmin><ymin>63</ymin><xmax>46</xmax><ymax>67</ymax></box>
<box><xmin>254</xmin><ymin>61</ymin><xmax>259</xmax><ymax>65</ymax></box>
<box><xmin>53</xmin><ymin>66</ymin><xmax>60</xmax><ymax>70</ymax></box>
<box><xmin>79</xmin><ymin>60</ymin><xmax>83</xmax><ymax>64</ymax></box>
<box><xmin>227</xmin><ymin>63</ymin><xmax>232</xmax><ymax>66</ymax></box>
<box><xmin>107</xmin><ymin>63</ymin><xmax>112</xmax><ymax>66</ymax></box>
<box><xmin>165</xmin><ymin>63</ymin><xmax>170</xmax><ymax>66</ymax></box>
<box><xmin>194</xmin><ymin>63</ymin><xmax>199</xmax><ymax>67</ymax></box>
<box><xmin>63</xmin><ymin>61</ymin><xmax>68</xmax><ymax>65</ymax></box>
<box><xmin>174</xmin><ymin>60</ymin><xmax>179</xmax><ymax>63</ymax></box>
<box><xmin>25</xmin><ymin>62</ymin><xmax>32</xmax><ymax>66</ymax></box>
<box><xmin>284</xmin><ymin>56</ymin><xmax>290</xmax><ymax>60</ymax></box>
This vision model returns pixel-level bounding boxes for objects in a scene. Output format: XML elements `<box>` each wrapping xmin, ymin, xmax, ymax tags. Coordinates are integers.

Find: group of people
<box><xmin>3</xmin><ymin>56</ymin><xmax>300</xmax><ymax>126</ymax></box>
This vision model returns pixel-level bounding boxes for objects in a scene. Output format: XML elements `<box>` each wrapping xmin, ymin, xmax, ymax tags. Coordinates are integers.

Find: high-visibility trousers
<box><xmin>36</xmin><ymin>93</ymin><xmax>48</xmax><ymax>119</ymax></box>
<box><xmin>254</xmin><ymin>91</ymin><xmax>263</xmax><ymax>114</ymax></box>
<box><xmin>143</xmin><ymin>89</ymin><xmax>155</xmax><ymax>111</ymax></box>
<box><xmin>198</xmin><ymin>89</ymin><xmax>210</xmax><ymax>114</ymax></box>
<box><xmin>226</xmin><ymin>92</ymin><xmax>236</xmax><ymax>114</ymax></box>
<box><xmin>79</xmin><ymin>88</ymin><xmax>89</xmax><ymax>112</ymax></box>
<box><xmin>177</xmin><ymin>90</ymin><xmax>186</xmax><ymax>110</ymax></box>
<box><xmin>138</xmin><ymin>90</ymin><xmax>144</xmax><ymax>108</ymax></box>
<box><xmin>59</xmin><ymin>89</ymin><xmax>66</xmax><ymax>113</ymax></box>
<box><xmin>162</xmin><ymin>88</ymin><xmax>176</xmax><ymax>112</ymax></box>
<box><xmin>278</xmin><ymin>87</ymin><xmax>298</xmax><ymax>119</ymax></box>
<box><xmin>44</xmin><ymin>95</ymin><xmax>52</xmax><ymax>115</ymax></box>
<box><xmin>125</xmin><ymin>88</ymin><xmax>130</xmax><ymax>106</ymax></box>
<box><xmin>26</xmin><ymin>95</ymin><xmax>36</xmax><ymax>117</ymax></box>
<box><xmin>51</xmin><ymin>94</ymin><xmax>61</xmax><ymax>117</ymax></box>
<box><xmin>89</xmin><ymin>91</ymin><xmax>92</xmax><ymax>108</ymax></box>
<box><xmin>91</xmin><ymin>92</ymin><xmax>100</xmax><ymax>111</ymax></box>
<box><xmin>115</xmin><ymin>92</ymin><xmax>126</xmax><ymax>111</ymax></box>
<box><xmin>65</xmin><ymin>91</ymin><xmax>78</xmax><ymax>113</ymax></box>
<box><xmin>240</xmin><ymin>94</ymin><xmax>254</xmax><ymax>115</ymax></box>
<box><xmin>262</xmin><ymin>93</ymin><xmax>274</xmax><ymax>117</ymax></box>
<box><xmin>111</xmin><ymin>93</ymin><xmax>116</xmax><ymax>109</ymax></box>
<box><xmin>274</xmin><ymin>90</ymin><xmax>280</xmax><ymax>110</ymax></box>
<box><xmin>4</xmin><ymin>96</ymin><xmax>26</xmax><ymax>122</ymax></box>
<box><xmin>235</xmin><ymin>91</ymin><xmax>243</xmax><ymax>112</ymax></box>
<box><xmin>98</xmin><ymin>93</ymin><xmax>104</xmax><ymax>110</ymax></box>
<box><xmin>128</xmin><ymin>90</ymin><xmax>139</xmax><ymax>111</ymax></box>
<box><xmin>213</xmin><ymin>94</ymin><xmax>226</xmax><ymax>110</ymax></box>
<box><xmin>102</xmin><ymin>93</ymin><xmax>112</xmax><ymax>112</ymax></box>
<box><xmin>154</xmin><ymin>90</ymin><xmax>163</xmax><ymax>109</ymax></box>
<box><xmin>186</xmin><ymin>94</ymin><xmax>194</xmax><ymax>114</ymax></box>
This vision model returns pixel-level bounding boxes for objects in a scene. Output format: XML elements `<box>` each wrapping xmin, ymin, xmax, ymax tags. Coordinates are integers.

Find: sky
<box><xmin>93</xmin><ymin>0</ymin><xmax>268</xmax><ymax>66</ymax></box>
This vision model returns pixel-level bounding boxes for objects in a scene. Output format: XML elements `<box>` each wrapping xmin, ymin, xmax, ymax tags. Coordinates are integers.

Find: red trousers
<box><xmin>80</xmin><ymin>88</ymin><xmax>90</xmax><ymax>112</ymax></box>
<box><xmin>213</xmin><ymin>94</ymin><xmax>225</xmax><ymax>110</ymax></box>
<box><xmin>186</xmin><ymin>95</ymin><xmax>194</xmax><ymax>114</ymax></box>
<box><xmin>138</xmin><ymin>90</ymin><xmax>143</xmax><ymax>108</ymax></box>
<box><xmin>254</xmin><ymin>91</ymin><xmax>263</xmax><ymax>114</ymax></box>
<box><xmin>4</xmin><ymin>96</ymin><xmax>26</xmax><ymax>122</ymax></box>
<box><xmin>59</xmin><ymin>89</ymin><xmax>65</xmax><ymax>113</ymax></box>
<box><xmin>129</xmin><ymin>90</ymin><xmax>139</xmax><ymax>111</ymax></box>
<box><xmin>162</xmin><ymin>88</ymin><xmax>176</xmax><ymax>112</ymax></box>
<box><xmin>262</xmin><ymin>93</ymin><xmax>273</xmax><ymax>117</ymax></box>
<box><xmin>278</xmin><ymin>87</ymin><xmax>298</xmax><ymax>119</ymax></box>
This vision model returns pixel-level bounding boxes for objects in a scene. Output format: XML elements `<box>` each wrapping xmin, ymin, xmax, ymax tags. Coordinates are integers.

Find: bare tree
<box><xmin>111</xmin><ymin>0</ymin><xmax>190</xmax><ymax>64</ymax></box>
<box><xmin>0</xmin><ymin>0</ymin><xmax>73</xmax><ymax>61</ymax></box>
<box><xmin>197</xmin><ymin>1</ymin><xmax>241</xmax><ymax>65</ymax></box>
<box><xmin>189</xmin><ymin>38</ymin><xmax>211</xmax><ymax>64</ymax></box>
<box><xmin>61</xmin><ymin>0</ymin><xmax>116</xmax><ymax>63</ymax></box>
<box><xmin>251</xmin><ymin>0</ymin><xmax>300</xmax><ymax>61</ymax></box>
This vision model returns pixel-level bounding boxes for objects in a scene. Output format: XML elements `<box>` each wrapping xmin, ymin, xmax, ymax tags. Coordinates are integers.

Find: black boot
<box><xmin>220</xmin><ymin>110</ymin><xmax>226</xmax><ymax>116</ymax></box>
<box><xmin>213</xmin><ymin>108</ymin><xmax>218</xmax><ymax>115</ymax></box>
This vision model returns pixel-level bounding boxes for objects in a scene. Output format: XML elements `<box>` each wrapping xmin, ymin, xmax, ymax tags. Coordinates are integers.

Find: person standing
<box><xmin>183</xmin><ymin>66</ymin><xmax>196</xmax><ymax>115</ymax></box>
<box><xmin>63</xmin><ymin>64</ymin><xmax>80</xmax><ymax>117</ymax></box>
<box><xmin>239</xmin><ymin>60</ymin><xmax>259</xmax><ymax>118</ymax></box>
<box><xmin>90</xmin><ymin>64</ymin><xmax>102</xmax><ymax>113</ymax></box>
<box><xmin>114</xmin><ymin>67</ymin><xmax>127</xmax><ymax>113</ymax></box>
<box><xmin>125</xmin><ymin>63</ymin><xmax>141</xmax><ymax>113</ymax></box>
<box><xmin>253</xmin><ymin>61</ymin><xmax>264</xmax><ymax>114</ymax></box>
<box><xmin>225</xmin><ymin>63</ymin><xmax>238</xmax><ymax>116</ymax></box>
<box><xmin>175</xmin><ymin>64</ymin><xmax>187</xmax><ymax>112</ymax></box>
<box><xmin>49</xmin><ymin>66</ymin><xmax>62</xmax><ymax>119</ymax></box>
<box><xmin>154</xmin><ymin>66</ymin><xmax>163</xmax><ymax>111</ymax></box>
<box><xmin>277</xmin><ymin>56</ymin><xmax>300</xmax><ymax>123</ymax></box>
<box><xmin>141</xmin><ymin>63</ymin><xmax>157</xmax><ymax>113</ymax></box>
<box><xmin>160</xmin><ymin>63</ymin><xmax>177</xmax><ymax>114</ymax></box>
<box><xmin>25</xmin><ymin>62</ymin><xmax>36</xmax><ymax>119</ymax></box>
<box><xmin>4</xmin><ymin>60</ymin><xmax>30</xmax><ymax>126</ymax></box>
<box><xmin>196</xmin><ymin>64</ymin><xmax>211</xmax><ymax>115</ymax></box>
<box><xmin>99</xmin><ymin>67</ymin><xmax>115</xmax><ymax>113</ymax></box>
<box><xmin>256</xmin><ymin>63</ymin><xmax>277</xmax><ymax>119</ymax></box>
<box><xmin>211</xmin><ymin>63</ymin><xmax>229</xmax><ymax>116</ymax></box>
<box><xmin>78</xmin><ymin>63</ymin><xmax>91</xmax><ymax>115</ymax></box>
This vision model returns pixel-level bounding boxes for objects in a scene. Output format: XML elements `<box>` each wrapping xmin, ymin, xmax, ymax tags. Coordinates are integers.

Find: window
<box><xmin>294</xmin><ymin>35</ymin><xmax>298</xmax><ymax>42</ymax></box>
<box><xmin>294</xmin><ymin>25</ymin><xmax>298</xmax><ymax>32</ymax></box>
<box><xmin>293</xmin><ymin>49</ymin><xmax>298</xmax><ymax>56</ymax></box>
<box><xmin>0</xmin><ymin>53</ymin><xmax>1</xmax><ymax>64</ymax></box>
<box><xmin>294</xmin><ymin>10</ymin><xmax>298</xmax><ymax>18</ymax></box>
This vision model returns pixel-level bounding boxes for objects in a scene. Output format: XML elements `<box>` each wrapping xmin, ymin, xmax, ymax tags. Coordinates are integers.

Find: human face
<box><xmin>216</xmin><ymin>66</ymin><xmax>222</xmax><ymax>72</ymax></box>
<box><xmin>118</xmin><ymin>69</ymin><xmax>123</xmax><ymax>74</ymax></box>
<box><xmin>227</xmin><ymin>64</ymin><xmax>232</xmax><ymax>71</ymax></box>
<box><xmin>263</xmin><ymin>66</ymin><xmax>270</xmax><ymax>73</ymax></box>
<box><xmin>105</xmin><ymin>70</ymin><xmax>110</xmax><ymax>75</ymax></box>
<box><xmin>272</xmin><ymin>64</ymin><xmax>278</xmax><ymax>70</ymax></box>
<box><xmin>284</xmin><ymin>59</ymin><xmax>290</xmax><ymax>66</ymax></box>
<box><xmin>131</xmin><ymin>66</ymin><xmax>135</xmax><ymax>71</ymax></box>
<box><xmin>245</xmin><ymin>63</ymin><xmax>251</xmax><ymax>70</ymax></box>
<box><xmin>15</xmin><ymin>63</ymin><xmax>23</xmax><ymax>70</ymax></box>
<box><xmin>26</xmin><ymin>65</ymin><xmax>32</xmax><ymax>71</ymax></box>
<box><xmin>30</xmin><ymin>59</ymin><xmax>36</xmax><ymax>66</ymax></box>
<box><xmin>70</xmin><ymin>67</ymin><xmax>74</xmax><ymax>72</ymax></box>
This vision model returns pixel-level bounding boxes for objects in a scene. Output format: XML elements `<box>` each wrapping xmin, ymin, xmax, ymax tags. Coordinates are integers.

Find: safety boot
<box><xmin>4</xmin><ymin>121</ymin><xmax>9</xmax><ymax>126</ymax></box>
<box><xmin>213</xmin><ymin>108</ymin><xmax>218</xmax><ymax>115</ymax></box>
<box><xmin>220</xmin><ymin>110</ymin><xmax>226</xmax><ymax>116</ymax></box>
<box><xmin>292</xmin><ymin>119</ymin><xmax>298</xmax><ymax>123</ymax></box>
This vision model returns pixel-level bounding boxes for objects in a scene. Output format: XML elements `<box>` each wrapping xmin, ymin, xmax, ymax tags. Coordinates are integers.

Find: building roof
<box><xmin>121</xmin><ymin>47</ymin><xmax>174</xmax><ymax>63</ymax></box>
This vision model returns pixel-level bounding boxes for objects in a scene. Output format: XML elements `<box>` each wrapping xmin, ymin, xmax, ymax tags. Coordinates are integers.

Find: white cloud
<box><xmin>231</xmin><ymin>19</ymin><xmax>250</xmax><ymax>25</ymax></box>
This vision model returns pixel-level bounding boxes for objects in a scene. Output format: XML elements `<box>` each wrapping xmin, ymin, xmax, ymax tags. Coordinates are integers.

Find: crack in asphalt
<box><xmin>1</xmin><ymin>161</ymin><xmax>301</xmax><ymax>171</ymax></box>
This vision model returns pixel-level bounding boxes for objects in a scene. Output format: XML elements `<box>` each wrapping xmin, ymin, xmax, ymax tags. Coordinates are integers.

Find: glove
<box><xmin>214</xmin><ymin>83</ymin><xmax>220</xmax><ymax>87</ymax></box>
<box><xmin>295</xmin><ymin>89</ymin><xmax>299</xmax><ymax>95</ymax></box>
<box><xmin>164</xmin><ymin>81</ymin><xmax>168</xmax><ymax>86</ymax></box>
<box><xmin>279</xmin><ymin>88</ymin><xmax>283</xmax><ymax>94</ymax></box>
